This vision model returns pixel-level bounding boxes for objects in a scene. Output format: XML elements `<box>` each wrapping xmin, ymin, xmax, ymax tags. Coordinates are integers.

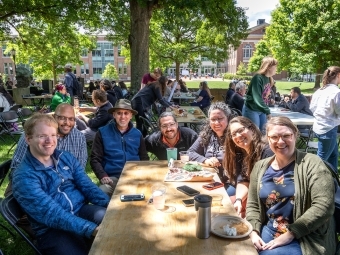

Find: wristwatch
<box><xmin>234</xmin><ymin>198</ymin><xmax>242</xmax><ymax>204</ymax></box>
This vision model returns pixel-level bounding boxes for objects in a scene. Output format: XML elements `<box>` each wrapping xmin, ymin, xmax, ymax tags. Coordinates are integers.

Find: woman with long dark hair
<box><xmin>190</xmin><ymin>81</ymin><xmax>212</xmax><ymax>110</ymax></box>
<box><xmin>131</xmin><ymin>76</ymin><xmax>174</xmax><ymax>136</ymax></box>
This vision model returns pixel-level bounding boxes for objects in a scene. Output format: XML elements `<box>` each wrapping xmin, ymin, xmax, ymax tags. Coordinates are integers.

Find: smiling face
<box><xmin>229</xmin><ymin>122</ymin><xmax>253</xmax><ymax>152</ymax></box>
<box><xmin>54</xmin><ymin>105</ymin><xmax>75</xmax><ymax>137</ymax></box>
<box><xmin>25</xmin><ymin>122</ymin><xmax>58</xmax><ymax>162</ymax></box>
<box><xmin>267</xmin><ymin>124</ymin><xmax>296</xmax><ymax>159</ymax></box>
<box><xmin>160</xmin><ymin>116</ymin><xmax>178</xmax><ymax>140</ymax></box>
<box><xmin>209</xmin><ymin>109</ymin><xmax>228</xmax><ymax>137</ymax></box>
<box><xmin>113</xmin><ymin>109</ymin><xmax>133</xmax><ymax>130</ymax></box>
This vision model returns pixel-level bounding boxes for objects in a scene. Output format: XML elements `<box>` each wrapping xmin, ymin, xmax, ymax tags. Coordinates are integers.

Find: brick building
<box><xmin>227</xmin><ymin>19</ymin><xmax>287</xmax><ymax>80</ymax></box>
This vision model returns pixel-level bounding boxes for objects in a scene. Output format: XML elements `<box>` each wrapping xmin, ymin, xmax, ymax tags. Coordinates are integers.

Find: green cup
<box><xmin>166</xmin><ymin>148</ymin><xmax>178</xmax><ymax>162</ymax></box>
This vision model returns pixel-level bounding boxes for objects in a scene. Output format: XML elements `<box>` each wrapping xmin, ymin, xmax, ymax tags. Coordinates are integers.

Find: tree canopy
<box><xmin>100</xmin><ymin>0</ymin><xmax>248</xmax><ymax>90</ymax></box>
<box><xmin>102</xmin><ymin>63</ymin><xmax>119</xmax><ymax>80</ymax></box>
<box><xmin>266</xmin><ymin>0</ymin><xmax>340</xmax><ymax>88</ymax></box>
<box><xmin>247</xmin><ymin>40</ymin><xmax>272</xmax><ymax>73</ymax></box>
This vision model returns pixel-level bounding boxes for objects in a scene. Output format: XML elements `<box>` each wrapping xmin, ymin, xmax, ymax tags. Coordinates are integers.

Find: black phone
<box><xmin>176</xmin><ymin>185</ymin><xmax>200</xmax><ymax>196</ymax></box>
<box><xmin>182</xmin><ymin>199</ymin><xmax>194</xmax><ymax>207</ymax></box>
<box><xmin>120</xmin><ymin>194</ymin><xmax>145</xmax><ymax>202</ymax></box>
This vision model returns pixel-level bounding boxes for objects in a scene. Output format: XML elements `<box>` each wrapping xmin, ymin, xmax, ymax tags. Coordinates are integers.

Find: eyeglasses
<box><xmin>230</xmin><ymin>126</ymin><xmax>248</xmax><ymax>138</ymax></box>
<box><xmin>55</xmin><ymin>114</ymin><xmax>76</xmax><ymax>122</ymax></box>
<box><xmin>210</xmin><ymin>117</ymin><xmax>225</xmax><ymax>123</ymax></box>
<box><xmin>35</xmin><ymin>134</ymin><xmax>58</xmax><ymax>141</ymax></box>
<box><xmin>160</xmin><ymin>122</ymin><xmax>177</xmax><ymax>129</ymax></box>
<box><xmin>267</xmin><ymin>133</ymin><xmax>293</xmax><ymax>142</ymax></box>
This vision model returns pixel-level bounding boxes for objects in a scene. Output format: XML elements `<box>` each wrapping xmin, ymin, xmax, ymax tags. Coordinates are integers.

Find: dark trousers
<box><xmin>131</xmin><ymin>98</ymin><xmax>147</xmax><ymax>137</ymax></box>
<box><xmin>37</xmin><ymin>204</ymin><xmax>106</xmax><ymax>255</ymax></box>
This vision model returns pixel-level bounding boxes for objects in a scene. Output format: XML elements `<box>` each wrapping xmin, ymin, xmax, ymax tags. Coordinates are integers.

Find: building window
<box><xmin>118</xmin><ymin>63</ymin><xmax>123</xmax><ymax>74</ymax></box>
<box><xmin>81</xmin><ymin>49</ymin><xmax>88</xmax><ymax>57</ymax></box>
<box><xmin>123</xmin><ymin>64</ymin><xmax>127</xmax><ymax>74</ymax></box>
<box><xmin>92</xmin><ymin>44</ymin><xmax>102</xmax><ymax>57</ymax></box>
<box><xmin>4</xmin><ymin>63</ymin><xmax>13</xmax><ymax>74</ymax></box>
<box><xmin>105</xmin><ymin>49</ymin><xmax>114</xmax><ymax>57</ymax></box>
<box><xmin>81</xmin><ymin>63</ymin><xmax>89</xmax><ymax>74</ymax></box>
<box><xmin>243</xmin><ymin>44</ymin><xmax>252</xmax><ymax>58</ymax></box>
<box><xmin>2</xmin><ymin>46</ymin><xmax>11</xmax><ymax>57</ymax></box>
<box><xmin>93</xmin><ymin>61</ymin><xmax>102</xmax><ymax>74</ymax></box>
<box><xmin>201</xmin><ymin>56</ymin><xmax>209</xmax><ymax>61</ymax></box>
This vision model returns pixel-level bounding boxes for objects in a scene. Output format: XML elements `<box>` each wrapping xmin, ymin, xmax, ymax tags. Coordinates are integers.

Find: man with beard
<box><xmin>145</xmin><ymin>112</ymin><xmax>198</xmax><ymax>160</ymax></box>
<box><xmin>5</xmin><ymin>103</ymin><xmax>87</xmax><ymax>196</ymax></box>
<box><xmin>90</xmin><ymin>99</ymin><xmax>149</xmax><ymax>196</ymax></box>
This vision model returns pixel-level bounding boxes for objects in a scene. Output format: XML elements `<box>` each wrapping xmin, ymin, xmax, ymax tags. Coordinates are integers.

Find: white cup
<box><xmin>179</xmin><ymin>151</ymin><xmax>189</xmax><ymax>162</ymax></box>
<box><xmin>152</xmin><ymin>185</ymin><xmax>166</xmax><ymax>210</ymax></box>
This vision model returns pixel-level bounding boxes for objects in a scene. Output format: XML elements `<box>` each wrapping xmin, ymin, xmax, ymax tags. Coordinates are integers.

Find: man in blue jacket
<box><xmin>12</xmin><ymin>114</ymin><xmax>109</xmax><ymax>255</ymax></box>
<box><xmin>90</xmin><ymin>99</ymin><xmax>149</xmax><ymax>196</ymax></box>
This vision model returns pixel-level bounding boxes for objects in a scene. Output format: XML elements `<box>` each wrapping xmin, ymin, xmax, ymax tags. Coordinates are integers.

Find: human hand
<box><xmin>267</xmin><ymin>114</ymin><xmax>271</xmax><ymax>120</ymax></box>
<box><xmin>100</xmin><ymin>177</ymin><xmax>113</xmax><ymax>185</ymax></box>
<box><xmin>262</xmin><ymin>231</ymin><xmax>294</xmax><ymax>250</ymax></box>
<box><xmin>66</xmin><ymin>93</ymin><xmax>70</xmax><ymax>97</ymax></box>
<box><xmin>250</xmin><ymin>231</ymin><xmax>266</xmax><ymax>251</ymax></box>
<box><xmin>233</xmin><ymin>200</ymin><xmax>242</xmax><ymax>216</ymax></box>
<box><xmin>92</xmin><ymin>226</ymin><xmax>99</xmax><ymax>237</ymax></box>
<box><xmin>284</xmin><ymin>97</ymin><xmax>290</xmax><ymax>102</ymax></box>
<box><xmin>204</xmin><ymin>157</ymin><xmax>221</xmax><ymax>167</ymax></box>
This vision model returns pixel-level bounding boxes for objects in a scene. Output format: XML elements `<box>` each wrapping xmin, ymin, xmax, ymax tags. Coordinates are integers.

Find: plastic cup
<box><xmin>210</xmin><ymin>194</ymin><xmax>223</xmax><ymax>207</ymax></box>
<box><xmin>179</xmin><ymin>151</ymin><xmax>189</xmax><ymax>162</ymax></box>
<box><xmin>166</xmin><ymin>148</ymin><xmax>177</xmax><ymax>162</ymax></box>
<box><xmin>152</xmin><ymin>184</ymin><xmax>166</xmax><ymax>210</ymax></box>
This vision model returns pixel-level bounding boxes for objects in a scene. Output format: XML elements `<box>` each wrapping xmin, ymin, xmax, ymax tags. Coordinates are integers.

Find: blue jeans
<box><xmin>315</xmin><ymin>126</ymin><xmax>338</xmax><ymax>171</ymax></box>
<box><xmin>37</xmin><ymin>204</ymin><xmax>106</xmax><ymax>255</ymax></box>
<box><xmin>259</xmin><ymin>225</ymin><xmax>302</xmax><ymax>255</ymax></box>
<box><xmin>226</xmin><ymin>184</ymin><xmax>236</xmax><ymax>197</ymax></box>
<box><xmin>242</xmin><ymin>105</ymin><xmax>267</xmax><ymax>133</ymax></box>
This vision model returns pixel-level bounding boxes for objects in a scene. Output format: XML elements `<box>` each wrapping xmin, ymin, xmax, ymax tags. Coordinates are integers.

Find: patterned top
<box><xmin>11</xmin><ymin>127</ymin><xmax>88</xmax><ymax>170</ymax></box>
<box><xmin>259</xmin><ymin>161</ymin><xmax>295</xmax><ymax>238</ymax></box>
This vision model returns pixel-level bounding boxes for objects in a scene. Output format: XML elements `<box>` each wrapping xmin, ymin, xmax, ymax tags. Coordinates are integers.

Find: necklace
<box><xmin>272</xmin><ymin>152</ymin><xmax>296</xmax><ymax>170</ymax></box>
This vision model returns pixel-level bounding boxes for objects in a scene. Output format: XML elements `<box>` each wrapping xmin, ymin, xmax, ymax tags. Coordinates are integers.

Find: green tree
<box><xmin>99</xmin><ymin>1</ymin><xmax>248</xmax><ymax>91</ymax></box>
<box><xmin>102</xmin><ymin>63</ymin><xmax>119</xmax><ymax>80</ymax></box>
<box><xmin>247</xmin><ymin>40</ymin><xmax>272</xmax><ymax>73</ymax></box>
<box><xmin>5</xmin><ymin>21</ymin><xmax>96</xmax><ymax>85</ymax></box>
<box><xmin>236</xmin><ymin>62</ymin><xmax>247</xmax><ymax>76</ymax></box>
<box><xmin>266</xmin><ymin>0</ymin><xmax>340</xmax><ymax>88</ymax></box>
<box><xmin>149</xmin><ymin>8</ymin><xmax>248</xmax><ymax>81</ymax></box>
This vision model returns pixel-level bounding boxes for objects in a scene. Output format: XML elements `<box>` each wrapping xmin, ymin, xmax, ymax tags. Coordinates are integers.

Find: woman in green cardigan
<box><xmin>246</xmin><ymin>116</ymin><xmax>337</xmax><ymax>255</ymax></box>
<box><xmin>50</xmin><ymin>84</ymin><xmax>71</xmax><ymax>111</ymax></box>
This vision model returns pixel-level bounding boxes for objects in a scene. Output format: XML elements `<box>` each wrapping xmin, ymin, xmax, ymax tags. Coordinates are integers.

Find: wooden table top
<box><xmin>167</xmin><ymin>106</ymin><xmax>207</xmax><ymax>124</ymax></box>
<box><xmin>22</xmin><ymin>95</ymin><xmax>52</xmax><ymax>99</ymax></box>
<box><xmin>89</xmin><ymin>161</ymin><xmax>257</xmax><ymax>255</ymax></box>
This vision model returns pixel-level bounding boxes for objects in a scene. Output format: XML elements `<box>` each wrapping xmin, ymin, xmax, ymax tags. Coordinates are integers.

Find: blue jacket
<box><xmin>91</xmin><ymin>122</ymin><xmax>149</xmax><ymax>179</ymax></box>
<box><xmin>12</xmin><ymin>149</ymin><xmax>109</xmax><ymax>238</ymax></box>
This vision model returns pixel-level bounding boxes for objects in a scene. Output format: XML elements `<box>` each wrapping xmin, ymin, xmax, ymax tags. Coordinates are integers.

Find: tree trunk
<box><xmin>313</xmin><ymin>67</ymin><xmax>322</xmax><ymax>90</ymax></box>
<box><xmin>175</xmin><ymin>62</ymin><xmax>180</xmax><ymax>81</ymax></box>
<box><xmin>129</xmin><ymin>1</ymin><xmax>154</xmax><ymax>92</ymax></box>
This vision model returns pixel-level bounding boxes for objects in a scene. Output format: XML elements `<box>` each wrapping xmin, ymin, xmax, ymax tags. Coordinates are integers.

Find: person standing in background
<box><xmin>140</xmin><ymin>67</ymin><xmax>162</xmax><ymax>90</ymax></box>
<box><xmin>310</xmin><ymin>66</ymin><xmax>340</xmax><ymax>171</ymax></box>
<box><xmin>242</xmin><ymin>57</ymin><xmax>278</xmax><ymax>132</ymax></box>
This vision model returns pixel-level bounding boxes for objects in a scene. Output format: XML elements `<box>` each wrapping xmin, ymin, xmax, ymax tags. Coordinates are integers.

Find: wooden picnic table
<box><xmin>167</xmin><ymin>106</ymin><xmax>206</xmax><ymax>125</ymax></box>
<box><xmin>22</xmin><ymin>94</ymin><xmax>52</xmax><ymax>108</ymax></box>
<box><xmin>172</xmin><ymin>92</ymin><xmax>196</xmax><ymax>104</ymax></box>
<box><xmin>89</xmin><ymin>161</ymin><xmax>257</xmax><ymax>255</ymax></box>
<box><xmin>270</xmin><ymin>107</ymin><xmax>314</xmax><ymax>126</ymax></box>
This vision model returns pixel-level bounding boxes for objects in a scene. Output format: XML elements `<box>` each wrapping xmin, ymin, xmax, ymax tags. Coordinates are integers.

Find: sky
<box><xmin>236</xmin><ymin>0</ymin><xmax>280</xmax><ymax>27</ymax></box>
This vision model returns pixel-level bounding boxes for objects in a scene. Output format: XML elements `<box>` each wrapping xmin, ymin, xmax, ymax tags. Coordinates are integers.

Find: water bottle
<box><xmin>194</xmin><ymin>194</ymin><xmax>212</xmax><ymax>239</ymax></box>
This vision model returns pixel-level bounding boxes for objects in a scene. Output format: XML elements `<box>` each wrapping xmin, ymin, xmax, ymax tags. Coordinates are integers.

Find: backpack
<box><xmin>72</xmin><ymin>75</ymin><xmax>82</xmax><ymax>98</ymax></box>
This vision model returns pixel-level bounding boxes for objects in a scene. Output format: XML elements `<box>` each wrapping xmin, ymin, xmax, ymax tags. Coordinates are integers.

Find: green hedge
<box><xmin>222</xmin><ymin>73</ymin><xmax>252</xmax><ymax>81</ymax></box>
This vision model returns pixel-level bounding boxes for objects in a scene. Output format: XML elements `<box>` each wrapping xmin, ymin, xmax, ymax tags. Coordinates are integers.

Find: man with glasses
<box><xmin>5</xmin><ymin>103</ymin><xmax>87</xmax><ymax>196</ymax></box>
<box><xmin>90</xmin><ymin>99</ymin><xmax>149</xmax><ymax>196</ymax></box>
<box><xmin>12</xmin><ymin>113</ymin><xmax>109</xmax><ymax>255</ymax></box>
<box><xmin>145</xmin><ymin>112</ymin><xmax>198</xmax><ymax>160</ymax></box>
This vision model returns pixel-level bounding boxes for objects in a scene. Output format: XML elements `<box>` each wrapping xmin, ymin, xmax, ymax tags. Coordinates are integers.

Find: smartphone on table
<box><xmin>182</xmin><ymin>199</ymin><xmax>194</xmax><ymax>207</ymax></box>
<box><xmin>202</xmin><ymin>182</ymin><xmax>224</xmax><ymax>190</ymax></box>
<box><xmin>120</xmin><ymin>194</ymin><xmax>145</xmax><ymax>202</ymax></box>
<box><xmin>176</xmin><ymin>185</ymin><xmax>200</xmax><ymax>196</ymax></box>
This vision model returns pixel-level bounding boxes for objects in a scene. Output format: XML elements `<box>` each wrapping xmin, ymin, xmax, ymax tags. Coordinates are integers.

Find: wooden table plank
<box><xmin>167</xmin><ymin>106</ymin><xmax>206</xmax><ymax>125</ymax></box>
<box><xmin>89</xmin><ymin>161</ymin><xmax>257</xmax><ymax>255</ymax></box>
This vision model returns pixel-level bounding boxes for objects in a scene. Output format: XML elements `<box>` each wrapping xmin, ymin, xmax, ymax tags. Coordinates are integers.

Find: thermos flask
<box><xmin>194</xmin><ymin>194</ymin><xmax>212</xmax><ymax>239</ymax></box>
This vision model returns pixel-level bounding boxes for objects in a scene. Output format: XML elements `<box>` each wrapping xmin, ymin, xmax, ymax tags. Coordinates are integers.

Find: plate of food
<box><xmin>164</xmin><ymin>162</ymin><xmax>214</xmax><ymax>182</ymax></box>
<box><xmin>196</xmin><ymin>115</ymin><xmax>206</xmax><ymax>119</ymax></box>
<box><xmin>211</xmin><ymin>215</ymin><xmax>252</xmax><ymax>239</ymax></box>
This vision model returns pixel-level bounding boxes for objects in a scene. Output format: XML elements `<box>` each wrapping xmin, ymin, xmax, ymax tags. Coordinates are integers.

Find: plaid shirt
<box><xmin>11</xmin><ymin>127</ymin><xmax>88</xmax><ymax>170</ymax></box>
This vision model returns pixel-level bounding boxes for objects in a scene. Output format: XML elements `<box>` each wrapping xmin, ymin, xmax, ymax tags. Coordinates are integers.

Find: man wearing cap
<box><xmin>90</xmin><ymin>99</ymin><xmax>149</xmax><ymax>196</ymax></box>
<box><xmin>145</xmin><ymin>112</ymin><xmax>198</xmax><ymax>160</ymax></box>
<box><xmin>64</xmin><ymin>63</ymin><xmax>78</xmax><ymax>97</ymax></box>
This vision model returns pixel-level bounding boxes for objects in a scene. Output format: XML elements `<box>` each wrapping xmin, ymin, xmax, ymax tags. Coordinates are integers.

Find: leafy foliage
<box><xmin>266</xmin><ymin>0</ymin><xmax>340</xmax><ymax>87</ymax></box>
<box><xmin>236</xmin><ymin>62</ymin><xmax>247</xmax><ymax>75</ymax></box>
<box><xmin>247</xmin><ymin>40</ymin><xmax>272</xmax><ymax>73</ymax></box>
<box><xmin>102</xmin><ymin>63</ymin><xmax>119</xmax><ymax>80</ymax></box>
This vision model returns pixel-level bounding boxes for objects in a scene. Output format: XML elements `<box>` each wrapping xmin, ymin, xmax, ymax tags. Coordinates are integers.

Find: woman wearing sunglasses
<box><xmin>246</xmin><ymin>116</ymin><xmax>336</xmax><ymax>255</ymax></box>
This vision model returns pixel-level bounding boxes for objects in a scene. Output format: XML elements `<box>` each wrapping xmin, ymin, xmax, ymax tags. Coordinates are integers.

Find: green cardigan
<box><xmin>246</xmin><ymin>150</ymin><xmax>337</xmax><ymax>255</ymax></box>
